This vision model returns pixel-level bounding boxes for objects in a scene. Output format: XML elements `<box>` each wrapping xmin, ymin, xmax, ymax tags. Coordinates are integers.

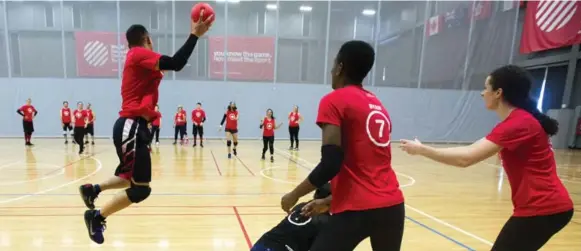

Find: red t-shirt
<box><xmin>192</xmin><ymin>109</ymin><xmax>206</xmax><ymax>125</ymax></box>
<box><xmin>288</xmin><ymin>112</ymin><xmax>300</xmax><ymax>127</ymax></box>
<box><xmin>485</xmin><ymin>109</ymin><xmax>573</xmax><ymax>217</ymax></box>
<box><xmin>225</xmin><ymin>110</ymin><xmax>239</xmax><ymax>130</ymax></box>
<box><xmin>86</xmin><ymin>109</ymin><xmax>94</xmax><ymax>124</ymax></box>
<box><xmin>118</xmin><ymin>47</ymin><xmax>163</xmax><ymax>121</ymax></box>
<box><xmin>262</xmin><ymin>117</ymin><xmax>275</xmax><ymax>137</ymax></box>
<box><xmin>174</xmin><ymin>111</ymin><xmax>186</xmax><ymax>126</ymax></box>
<box><xmin>19</xmin><ymin>105</ymin><xmax>37</xmax><ymax>122</ymax></box>
<box><xmin>316</xmin><ymin>85</ymin><xmax>403</xmax><ymax>214</ymax></box>
<box><xmin>73</xmin><ymin>109</ymin><xmax>87</xmax><ymax>127</ymax></box>
<box><xmin>61</xmin><ymin>108</ymin><xmax>71</xmax><ymax>123</ymax></box>
<box><xmin>152</xmin><ymin>111</ymin><xmax>162</xmax><ymax>126</ymax></box>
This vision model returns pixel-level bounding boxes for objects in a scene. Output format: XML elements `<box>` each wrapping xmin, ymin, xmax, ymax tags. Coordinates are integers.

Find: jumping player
<box><xmin>288</xmin><ymin>105</ymin><xmax>303</xmax><ymax>150</ymax></box>
<box><xmin>85</xmin><ymin>103</ymin><xmax>96</xmax><ymax>145</ymax></box>
<box><xmin>251</xmin><ymin>183</ymin><xmax>331</xmax><ymax>251</ymax></box>
<box><xmin>78</xmin><ymin>15</ymin><xmax>212</xmax><ymax>244</ymax></box>
<box><xmin>17</xmin><ymin>98</ymin><xmax>38</xmax><ymax>146</ymax></box>
<box><xmin>220</xmin><ymin>102</ymin><xmax>239</xmax><ymax>158</ymax></box>
<box><xmin>72</xmin><ymin>102</ymin><xmax>88</xmax><ymax>155</ymax></box>
<box><xmin>151</xmin><ymin>105</ymin><xmax>162</xmax><ymax>146</ymax></box>
<box><xmin>260</xmin><ymin>108</ymin><xmax>283</xmax><ymax>162</ymax></box>
<box><xmin>400</xmin><ymin>65</ymin><xmax>573</xmax><ymax>251</ymax></box>
<box><xmin>173</xmin><ymin>105</ymin><xmax>187</xmax><ymax>145</ymax></box>
<box><xmin>191</xmin><ymin>102</ymin><xmax>206</xmax><ymax>147</ymax></box>
<box><xmin>61</xmin><ymin>101</ymin><xmax>73</xmax><ymax>144</ymax></box>
<box><xmin>280</xmin><ymin>40</ymin><xmax>405</xmax><ymax>251</ymax></box>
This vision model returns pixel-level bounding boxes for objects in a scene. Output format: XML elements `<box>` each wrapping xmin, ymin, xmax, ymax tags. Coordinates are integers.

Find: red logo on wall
<box><xmin>208</xmin><ymin>36</ymin><xmax>275</xmax><ymax>81</ymax></box>
<box><xmin>520</xmin><ymin>1</ymin><xmax>581</xmax><ymax>53</ymax></box>
<box><xmin>74</xmin><ymin>32</ymin><xmax>128</xmax><ymax>77</ymax></box>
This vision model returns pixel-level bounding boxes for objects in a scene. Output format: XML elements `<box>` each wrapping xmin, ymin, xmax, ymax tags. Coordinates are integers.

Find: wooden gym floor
<box><xmin>0</xmin><ymin>138</ymin><xmax>579</xmax><ymax>251</ymax></box>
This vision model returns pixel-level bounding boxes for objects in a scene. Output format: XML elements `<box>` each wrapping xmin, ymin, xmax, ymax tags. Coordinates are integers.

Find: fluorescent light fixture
<box><xmin>299</xmin><ymin>5</ymin><xmax>312</xmax><ymax>12</ymax></box>
<box><xmin>266</xmin><ymin>3</ymin><xmax>277</xmax><ymax>10</ymax></box>
<box><xmin>228</xmin><ymin>0</ymin><xmax>240</xmax><ymax>3</ymax></box>
<box><xmin>362</xmin><ymin>9</ymin><xmax>376</xmax><ymax>16</ymax></box>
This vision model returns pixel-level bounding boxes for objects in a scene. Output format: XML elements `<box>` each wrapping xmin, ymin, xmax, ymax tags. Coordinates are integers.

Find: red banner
<box><xmin>520</xmin><ymin>1</ymin><xmax>581</xmax><ymax>53</ymax></box>
<box><xmin>208</xmin><ymin>36</ymin><xmax>275</xmax><ymax>81</ymax></box>
<box><xmin>74</xmin><ymin>32</ymin><xmax>127</xmax><ymax>77</ymax></box>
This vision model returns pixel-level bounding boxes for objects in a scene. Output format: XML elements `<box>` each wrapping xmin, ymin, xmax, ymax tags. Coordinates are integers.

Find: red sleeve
<box><xmin>316</xmin><ymin>93</ymin><xmax>342</xmax><ymax>128</ymax></box>
<box><xmin>131</xmin><ymin>47</ymin><xmax>162</xmax><ymax>71</ymax></box>
<box><xmin>485</xmin><ymin>118</ymin><xmax>535</xmax><ymax>151</ymax></box>
<box><xmin>18</xmin><ymin>106</ymin><xmax>24</xmax><ymax>112</ymax></box>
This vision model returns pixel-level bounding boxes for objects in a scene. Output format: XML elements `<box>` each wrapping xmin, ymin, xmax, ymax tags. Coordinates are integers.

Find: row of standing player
<box><xmin>151</xmin><ymin>102</ymin><xmax>304</xmax><ymax>162</ymax></box>
<box><xmin>78</xmin><ymin>14</ymin><xmax>573</xmax><ymax>251</ymax></box>
<box><xmin>18</xmin><ymin>99</ymin><xmax>96</xmax><ymax>153</ymax></box>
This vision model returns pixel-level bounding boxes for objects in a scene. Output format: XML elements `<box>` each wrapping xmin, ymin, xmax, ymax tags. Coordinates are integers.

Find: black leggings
<box><xmin>192</xmin><ymin>124</ymin><xmax>204</xmax><ymax>139</ymax></box>
<box><xmin>74</xmin><ymin>127</ymin><xmax>85</xmax><ymax>153</ymax></box>
<box><xmin>289</xmin><ymin>126</ymin><xmax>299</xmax><ymax>148</ymax></box>
<box><xmin>174</xmin><ymin>125</ymin><xmax>186</xmax><ymax>141</ymax></box>
<box><xmin>151</xmin><ymin>126</ymin><xmax>160</xmax><ymax>143</ymax></box>
<box><xmin>491</xmin><ymin>209</ymin><xmax>573</xmax><ymax>251</ymax></box>
<box><xmin>310</xmin><ymin>203</ymin><xmax>405</xmax><ymax>251</ymax></box>
<box><xmin>262</xmin><ymin>136</ymin><xmax>274</xmax><ymax>155</ymax></box>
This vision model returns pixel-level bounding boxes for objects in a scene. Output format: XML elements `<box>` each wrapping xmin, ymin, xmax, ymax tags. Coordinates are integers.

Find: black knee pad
<box><xmin>126</xmin><ymin>184</ymin><xmax>151</xmax><ymax>203</ymax></box>
<box><xmin>233</xmin><ymin>141</ymin><xmax>238</xmax><ymax>147</ymax></box>
<box><xmin>227</xmin><ymin>140</ymin><xmax>232</xmax><ymax>147</ymax></box>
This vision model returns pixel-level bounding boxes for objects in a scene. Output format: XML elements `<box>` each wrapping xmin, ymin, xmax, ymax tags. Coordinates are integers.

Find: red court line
<box><xmin>0</xmin><ymin>213</ymin><xmax>283</xmax><ymax>217</ymax></box>
<box><xmin>233</xmin><ymin>206</ymin><xmax>253</xmax><ymax>248</ymax></box>
<box><xmin>209</xmin><ymin>150</ymin><xmax>223</xmax><ymax>176</ymax></box>
<box><xmin>0</xmin><ymin>205</ymin><xmax>280</xmax><ymax>209</ymax></box>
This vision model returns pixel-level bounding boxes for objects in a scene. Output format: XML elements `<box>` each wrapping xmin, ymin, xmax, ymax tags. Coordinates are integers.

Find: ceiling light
<box><xmin>266</xmin><ymin>3</ymin><xmax>277</xmax><ymax>10</ymax></box>
<box><xmin>362</xmin><ymin>9</ymin><xmax>376</xmax><ymax>16</ymax></box>
<box><xmin>299</xmin><ymin>5</ymin><xmax>312</xmax><ymax>12</ymax></box>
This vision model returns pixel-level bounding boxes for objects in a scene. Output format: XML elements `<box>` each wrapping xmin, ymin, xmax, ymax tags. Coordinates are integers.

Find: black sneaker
<box><xmin>270</xmin><ymin>156</ymin><xmax>274</xmax><ymax>163</ymax></box>
<box><xmin>91</xmin><ymin>141</ymin><xmax>95</xmax><ymax>145</ymax></box>
<box><xmin>65</xmin><ymin>140</ymin><xmax>68</xmax><ymax>145</ymax></box>
<box><xmin>193</xmin><ymin>143</ymin><xmax>197</xmax><ymax>148</ymax></box>
<box><xmin>79</xmin><ymin>184</ymin><xmax>98</xmax><ymax>209</ymax></box>
<box><xmin>200</xmin><ymin>142</ymin><xmax>204</xmax><ymax>148</ymax></box>
<box><xmin>84</xmin><ymin>210</ymin><xmax>106</xmax><ymax>244</ymax></box>
<box><xmin>233</xmin><ymin>149</ymin><xmax>237</xmax><ymax>156</ymax></box>
<box><xmin>261</xmin><ymin>154</ymin><xmax>265</xmax><ymax>160</ymax></box>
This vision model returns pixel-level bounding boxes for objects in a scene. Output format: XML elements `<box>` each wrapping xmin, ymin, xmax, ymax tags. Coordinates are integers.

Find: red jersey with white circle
<box><xmin>118</xmin><ymin>47</ymin><xmax>163</xmax><ymax>121</ymax></box>
<box><xmin>61</xmin><ymin>108</ymin><xmax>72</xmax><ymax>123</ymax></box>
<box><xmin>263</xmin><ymin>117</ymin><xmax>275</xmax><ymax>137</ymax></box>
<box><xmin>19</xmin><ymin>105</ymin><xmax>37</xmax><ymax>122</ymax></box>
<box><xmin>152</xmin><ymin>111</ymin><xmax>162</xmax><ymax>126</ymax></box>
<box><xmin>74</xmin><ymin>109</ymin><xmax>87</xmax><ymax>127</ymax></box>
<box><xmin>192</xmin><ymin>109</ymin><xmax>206</xmax><ymax>124</ymax></box>
<box><xmin>316</xmin><ymin>85</ymin><xmax>403</xmax><ymax>214</ymax></box>
<box><xmin>288</xmin><ymin>112</ymin><xmax>300</xmax><ymax>127</ymax></box>
<box><xmin>225</xmin><ymin>110</ymin><xmax>238</xmax><ymax>130</ymax></box>
<box><xmin>485</xmin><ymin>109</ymin><xmax>573</xmax><ymax>217</ymax></box>
<box><xmin>85</xmin><ymin>109</ymin><xmax>94</xmax><ymax>124</ymax></box>
<box><xmin>174</xmin><ymin>111</ymin><xmax>186</xmax><ymax>126</ymax></box>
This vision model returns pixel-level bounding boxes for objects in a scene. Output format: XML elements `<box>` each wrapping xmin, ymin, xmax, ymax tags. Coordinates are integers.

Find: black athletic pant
<box><xmin>262</xmin><ymin>136</ymin><xmax>274</xmax><ymax>155</ymax></box>
<box><xmin>192</xmin><ymin>124</ymin><xmax>204</xmax><ymax>140</ymax></box>
<box><xmin>74</xmin><ymin>127</ymin><xmax>85</xmax><ymax>153</ymax></box>
<box><xmin>151</xmin><ymin>126</ymin><xmax>160</xmax><ymax>143</ymax></box>
<box><xmin>289</xmin><ymin>126</ymin><xmax>299</xmax><ymax>148</ymax></box>
<box><xmin>310</xmin><ymin>203</ymin><xmax>405</xmax><ymax>251</ymax></box>
<box><xmin>491</xmin><ymin>209</ymin><xmax>573</xmax><ymax>251</ymax></box>
<box><xmin>174</xmin><ymin>125</ymin><xmax>186</xmax><ymax>141</ymax></box>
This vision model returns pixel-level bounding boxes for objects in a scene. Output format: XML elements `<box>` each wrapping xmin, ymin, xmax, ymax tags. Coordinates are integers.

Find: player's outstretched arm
<box><xmin>400</xmin><ymin>137</ymin><xmax>500</xmax><ymax>168</ymax></box>
<box><xmin>157</xmin><ymin>12</ymin><xmax>213</xmax><ymax>72</ymax></box>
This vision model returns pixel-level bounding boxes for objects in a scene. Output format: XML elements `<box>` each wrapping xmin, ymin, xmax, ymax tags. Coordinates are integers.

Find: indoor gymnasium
<box><xmin>0</xmin><ymin>1</ymin><xmax>580</xmax><ymax>250</ymax></box>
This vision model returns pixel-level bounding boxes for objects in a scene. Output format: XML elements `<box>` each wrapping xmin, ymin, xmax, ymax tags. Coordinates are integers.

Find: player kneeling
<box><xmin>251</xmin><ymin>184</ymin><xmax>331</xmax><ymax>251</ymax></box>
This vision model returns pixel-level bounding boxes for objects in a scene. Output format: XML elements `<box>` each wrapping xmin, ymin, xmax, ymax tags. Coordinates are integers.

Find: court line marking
<box><xmin>0</xmin><ymin>161</ymin><xmax>24</xmax><ymax>170</ymax></box>
<box><xmin>0</xmin><ymin>157</ymin><xmax>103</xmax><ymax>204</ymax></box>
<box><xmin>274</xmin><ymin>146</ymin><xmax>494</xmax><ymax>247</ymax></box>
<box><xmin>405</xmin><ymin>216</ymin><xmax>475</xmax><ymax>251</ymax></box>
<box><xmin>209</xmin><ymin>150</ymin><xmax>223</xmax><ymax>176</ymax></box>
<box><xmin>218</xmin><ymin>139</ymin><xmax>255</xmax><ymax>176</ymax></box>
<box><xmin>0</xmin><ymin>163</ymin><xmax>65</xmax><ymax>186</ymax></box>
<box><xmin>233</xmin><ymin>206</ymin><xmax>253</xmax><ymax>249</ymax></box>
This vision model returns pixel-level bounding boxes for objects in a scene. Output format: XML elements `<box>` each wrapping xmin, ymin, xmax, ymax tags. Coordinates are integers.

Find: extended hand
<box><xmin>191</xmin><ymin>10</ymin><xmax>213</xmax><ymax>37</ymax></box>
<box><xmin>399</xmin><ymin>138</ymin><xmax>424</xmax><ymax>155</ymax></box>
<box><xmin>281</xmin><ymin>192</ymin><xmax>299</xmax><ymax>213</ymax></box>
<box><xmin>301</xmin><ymin>199</ymin><xmax>329</xmax><ymax>217</ymax></box>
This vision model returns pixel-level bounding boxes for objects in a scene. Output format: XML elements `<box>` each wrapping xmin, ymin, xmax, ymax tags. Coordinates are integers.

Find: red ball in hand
<box><xmin>191</xmin><ymin>3</ymin><xmax>216</xmax><ymax>23</ymax></box>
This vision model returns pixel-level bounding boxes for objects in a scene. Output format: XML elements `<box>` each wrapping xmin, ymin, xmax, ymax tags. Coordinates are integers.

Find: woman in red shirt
<box><xmin>220</xmin><ymin>102</ymin><xmax>239</xmax><ymax>158</ymax></box>
<box><xmin>61</xmin><ymin>101</ymin><xmax>73</xmax><ymax>144</ymax></box>
<box><xmin>173</xmin><ymin>105</ymin><xmax>187</xmax><ymax>145</ymax></box>
<box><xmin>72</xmin><ymin>102</ymin><xmax>89</xmax><ymax>155</ymax></box>
<box><xmin>151</xmin><ymin>105</ymin><xmax>162</xmax><ymax>146</ymax></box>
<box><xmin>260</xmin><ymin>108</ymin><xmax>283</xmax><ymax>162</ymax></box>
<box><xmin>288</xmin><ymin>105</ymin><xmax>303</xmax><ymax>151</ymax></box>
<box><xmin>17</xmin><ymin>98</ymin><xmax>38</xmax><ymax>146</ymax></box>
<box><xmin>400</xmin><ymin>65</ymin><xmax>573</xmax><ymax>250</ymax></box>
<box><xmin>85</xmin><ymin>103</ymin><xmax>96</xmax><ymax>145</ymax></box>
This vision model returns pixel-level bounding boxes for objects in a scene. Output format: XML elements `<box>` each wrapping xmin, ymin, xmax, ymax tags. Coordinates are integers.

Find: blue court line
<box><xmin>406</xmin><ymin>216</ymin><xmax>475</xmax><ymax>251</ymax></box>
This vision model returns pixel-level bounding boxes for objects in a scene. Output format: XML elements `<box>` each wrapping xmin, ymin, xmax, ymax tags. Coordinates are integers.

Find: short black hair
<box><xmin>63</xmin><ymin>101</ymin><xmax>68</xmax><ymax>105</ymax></box>
<box><xmin>197</xmin><ymin>102</ymin><xmax>202</xmax><ymax>105</ymax></box>
<box><xmin>126</xmin><ymin>24</ymin><xmax>148</xmax><ymax>47</ymax></box>
<box><xmin>336</xmin><ymin>40</ymin><xmax>375</xmax><ymax>84</ymax></box>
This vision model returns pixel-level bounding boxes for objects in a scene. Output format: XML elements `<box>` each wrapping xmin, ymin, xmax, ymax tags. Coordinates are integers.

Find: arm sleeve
<box><xmin>202</xmin><ymin>116</ymin><xmax>206</xmax><ymax>123</ymax></box>
<box><xmin>316</xmin><ymin>94</ymin><xmax>342</xmax><ymax>128</ymax></box>
<box><xmin>158</xmin><ymin>34</ymin><xmax>199</xmax><ymax>71</ymax></box>
<box><xmin>34</xmin><ymin>110</ymin><xmax>38</xmax><ymax>116</ymax></box>
<box><xmin>16</xmin><ymin>110</ymin><xmax>24</xmax><ymax>116</ymax></box>
<box><xmin>485</xmin><ymin>119</ymin><xmax>534</xmax><ymax>151</ymax></box>
<box><xmin>220</xmin><ymin>114</ymin><xmax>226</xmax><ymax>126</ymax></box>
